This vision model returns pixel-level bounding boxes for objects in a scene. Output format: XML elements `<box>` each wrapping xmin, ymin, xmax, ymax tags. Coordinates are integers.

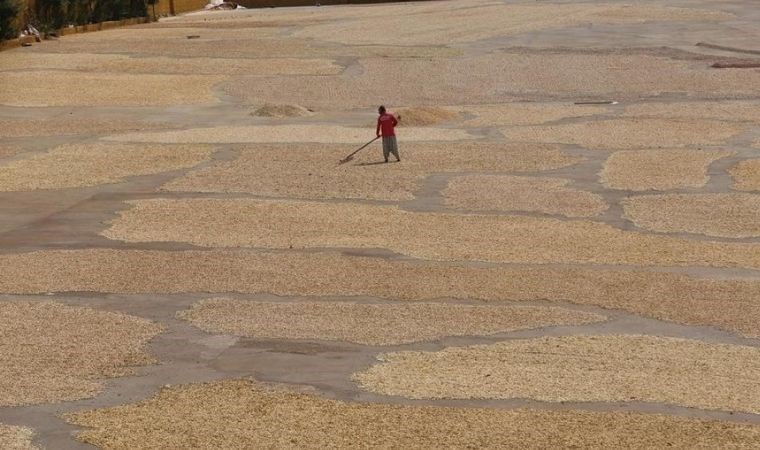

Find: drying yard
<box><xmin>1</xmin><ymin>0</ymin><xmax>760</xmax><ymax>448</ymax></box>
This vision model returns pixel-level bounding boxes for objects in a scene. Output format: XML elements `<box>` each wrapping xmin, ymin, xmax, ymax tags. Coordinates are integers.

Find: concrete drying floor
<box><xmin>2</xmin><ymin>0</ymin><xmax>760</xmax><ymax>448</ymax></box>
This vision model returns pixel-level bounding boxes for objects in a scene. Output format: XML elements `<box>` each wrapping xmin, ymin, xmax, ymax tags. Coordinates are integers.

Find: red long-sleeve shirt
<box><xmin>376</xmin><ymin>113</ymin><xmax>398</xmax><ymax>137</ymax></box>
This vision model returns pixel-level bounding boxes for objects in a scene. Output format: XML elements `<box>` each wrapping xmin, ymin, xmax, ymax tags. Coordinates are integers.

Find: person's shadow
<box><xmin>355</xmin><ymin>161</ymin><xmax>400</xmax><ymax>166</ymax></box>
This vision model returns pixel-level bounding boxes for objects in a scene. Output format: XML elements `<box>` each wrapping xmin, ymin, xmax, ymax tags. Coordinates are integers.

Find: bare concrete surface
<box><xmin>2</xmin><ymin>0</ymin><xmax>760</xmax><ymax>448</ymax></box>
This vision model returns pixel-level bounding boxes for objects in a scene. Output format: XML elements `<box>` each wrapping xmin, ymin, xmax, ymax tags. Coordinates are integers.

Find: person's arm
<box><xmin>391</xmin><ymin>115</ymin><xmax>398</xmax><ymax>127</ymax></box>
<box><xmin>376</xmin><ymin>118</ymin><xmax>381</xmax><ymax>137</ymax></box>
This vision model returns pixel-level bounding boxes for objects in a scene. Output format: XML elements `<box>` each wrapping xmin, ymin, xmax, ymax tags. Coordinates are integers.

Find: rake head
<box><xmin>337</xmin><ymin>155</ymin><xmax>354</xmax><ymax>165</ymax></box>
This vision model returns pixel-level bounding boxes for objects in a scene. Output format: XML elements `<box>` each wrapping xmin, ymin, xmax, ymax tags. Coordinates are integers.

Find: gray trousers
<box><xmin>382</xmin><ymin>136</ymin><xmax>400</xmax><ymax>161</ymax></box>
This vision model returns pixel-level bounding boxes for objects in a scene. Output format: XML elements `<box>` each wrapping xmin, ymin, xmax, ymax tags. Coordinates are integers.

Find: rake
<box><xmin>338</xmin><ymin>136</ymin><xmax>380</xmax><ymax>165</ymax></box>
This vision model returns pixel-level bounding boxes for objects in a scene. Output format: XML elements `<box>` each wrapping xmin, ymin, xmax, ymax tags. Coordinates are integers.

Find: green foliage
<box><xmin>0</xmin><ymin>0</ymin><xmax>19</xmax><ymax>41</ymax></box>
<box><xmin>35</xmin><ymin>0</ymin><xmax>66</xmax><ymax>30</ymax></box>
<box><xmin>31</xmin><ymin>0</ymin><xmax>148</xmax><ymax>31</ymax></box>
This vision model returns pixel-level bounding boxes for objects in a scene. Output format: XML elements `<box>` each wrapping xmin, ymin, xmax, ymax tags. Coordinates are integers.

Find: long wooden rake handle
<box><xmin>338</xmin><ymin>136</ymin><xmax>380</xmax><ymax>164</ymax></box>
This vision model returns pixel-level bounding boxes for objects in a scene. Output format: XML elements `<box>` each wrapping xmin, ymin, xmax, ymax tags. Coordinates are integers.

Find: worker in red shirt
<box><xmin>376</xmin><ymin>105</ymin><xmax>400</xmax><ymax>163</ymax></box>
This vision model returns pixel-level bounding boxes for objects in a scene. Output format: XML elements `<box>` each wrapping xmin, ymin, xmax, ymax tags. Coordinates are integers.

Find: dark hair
<box><xmin>378</xmin><ymin>105</ymin><xmax>386</xmax><ymax>114</ymax></box>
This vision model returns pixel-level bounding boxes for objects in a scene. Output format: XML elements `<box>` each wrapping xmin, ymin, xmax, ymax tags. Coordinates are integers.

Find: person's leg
<box><xmin>390</xmin><ymin>136</ymin><xmax>400</xmax><ymax>161</ymax></box>
<box><xmin>382</xmin><ymin>137</ymin><xmax>390</xmax><ymax>162</ymax></box>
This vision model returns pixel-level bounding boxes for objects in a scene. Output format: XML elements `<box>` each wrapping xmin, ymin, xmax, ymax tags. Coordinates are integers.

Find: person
<box><xmin>376</xmin><ymin>105</ymin><xmax>400</xmax><ymax>163</ymax></box>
